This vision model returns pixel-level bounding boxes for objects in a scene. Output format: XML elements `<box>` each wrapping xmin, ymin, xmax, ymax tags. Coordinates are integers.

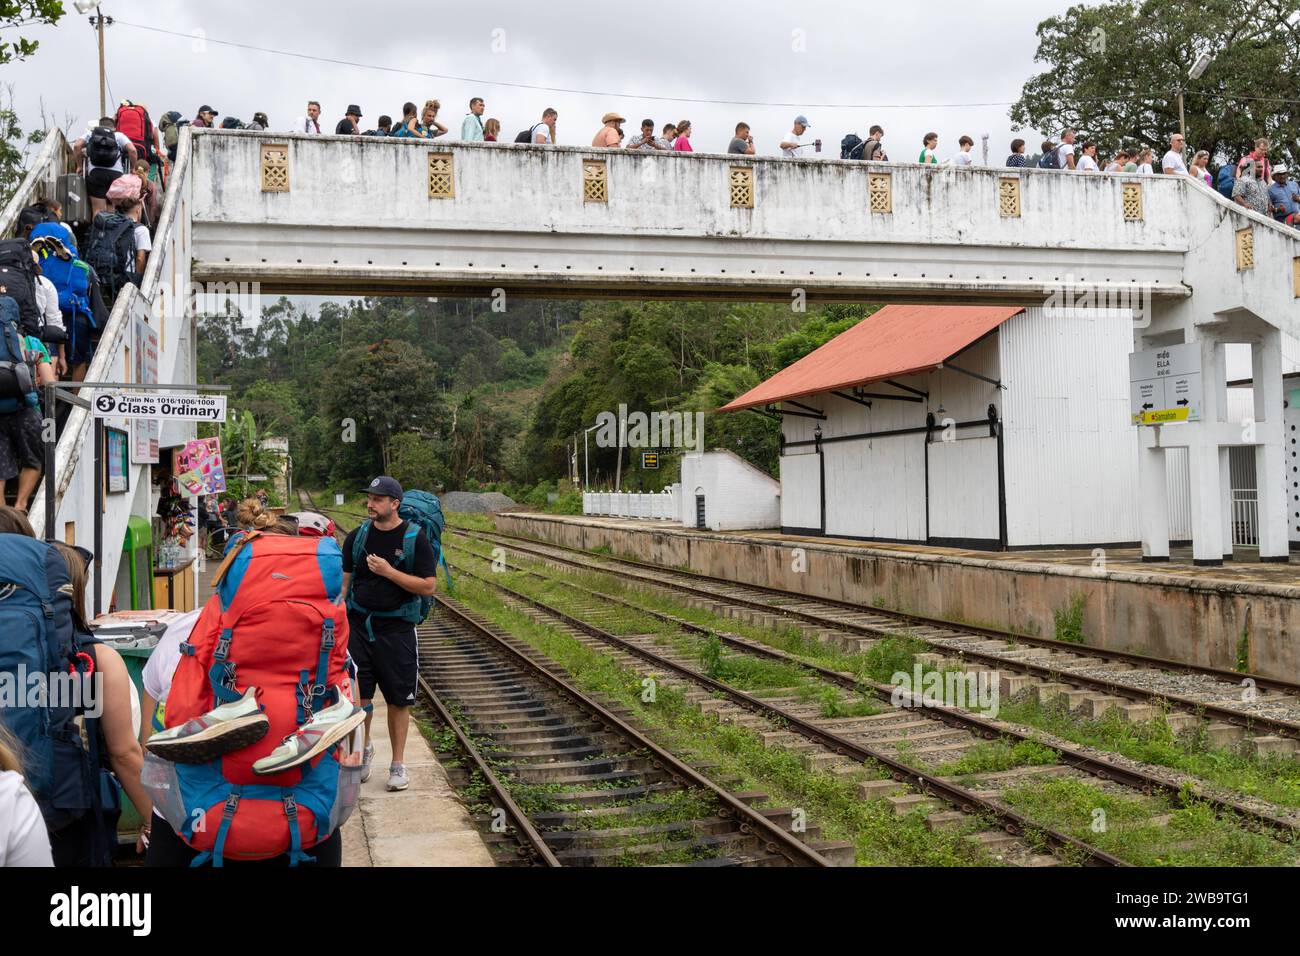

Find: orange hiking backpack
<box><xmin>143</xmin><ymin>532</ymin><xmax>361</xmax><ymax>865</ymax></box>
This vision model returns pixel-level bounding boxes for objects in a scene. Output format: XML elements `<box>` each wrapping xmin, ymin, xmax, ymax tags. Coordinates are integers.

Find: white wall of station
<box><xmin>680</xmin><ymin>451</ymin><xmax>781</xmax><ymax>531</ymax></box>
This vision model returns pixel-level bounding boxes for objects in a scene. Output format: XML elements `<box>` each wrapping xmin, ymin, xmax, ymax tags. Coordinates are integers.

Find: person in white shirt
<box><xmin>460</xmin><ymin>97</ymin><xmax>486</xmax><ymax>141</ymax></box>
<box><xmin>294</xmin><ymin>100</ymin><xmax>324</xmax><ymax>134</ymax></box>
<box><xmin>71</xmin><ymin>119</ymin><xmax>138</xmax><ymax>215</ymax></box>
<box><xmin>0</xmin><ymin>754</ymin><xmax>52</xmax><ymax>867</ymax></box>
<box><xmin>112</xmin><ymin>197</ymin><xmax>152</xmax><ymax>277</ymax></box>
<box><xmin>1077</xmin><ymin>141</ymin><xmax>1100</xmax><ymax>171</ymax></box>
<box><xmin>780</xmin><ymin>114</ymin><xmax>814</xmax><ymax>157</ymax></box>
<box><xmin>1161</xmin><ymin>133</ymin><xmax>1188</xmax><ymax>175</ymax></box>
<box><xmin>33</xmin><ymin>271</ymin><xmax>67</xmax><ymax>375</ymax></box>
<box><xmin>1136</xmin><ymin>148</ymin><xmax>1155</xmax><ymax>175</ymax></box>
<box><xmin>530</xmin><ymin>108</ymin><xmax>558</xmax><ymax>144</ymax></box>
<box><xmin>1055</xmin><ymin>128</ymin><xmax>1077</xmax><ymax>170</ymax></box>
<box><xmin>952</xmin><ymin>135</ymin><xmax>975</xmax><ymax>166</ymax></box>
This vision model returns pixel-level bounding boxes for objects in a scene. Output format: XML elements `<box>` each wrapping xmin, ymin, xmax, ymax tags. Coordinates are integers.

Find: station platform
<box><xmin>493</xmin><ymin>512</ymin><xmax>1300</xmax><ymax>682</ymax></box>
<box><xmin>341</xmin><ymin>697</ymin><xmax>494</xmax><ymax>867</ymax></box>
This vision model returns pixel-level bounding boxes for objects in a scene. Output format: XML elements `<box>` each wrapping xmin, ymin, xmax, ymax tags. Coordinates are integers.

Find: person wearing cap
<box><xmin>335</xmin><ymin>105</ymin><xmax>363</xmax><ymax>135</ymax></box>
<box><xmin>461</xmin><ymin>97</ymin><xmax>486</xmax><ymax>141</ymax></box>
<box><xmin>294</xmin><ymin>100</ymin><xmax>323</xmax><ymax>134</ymax></box>
<box><xmin>593</xmin><ymin>111</ymin><xmax>626</xmax><ymax>147</ymax></box>
<box><xmin>1269</xmin><ymin>165</ymin><xmax>1300</xmax><ymax>225</ymax></box>
<box><xmin>190</xmin><ymin>105</ymin><xmax>218</xmax><ymax>129</ymax></box>
<box><xmin>780</xmin><ymin>115</ymin><xmax>812</xmax><ymax>158</ymax></box>
<box><xmin>341</xmin><ymin>476</ymin><xmax>438</xmax><ymax>793</ymax></box>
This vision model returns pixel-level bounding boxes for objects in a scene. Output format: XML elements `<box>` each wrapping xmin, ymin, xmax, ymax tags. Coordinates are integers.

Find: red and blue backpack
<box><xmin>144</xmin><ymin>532</ymin><xmax>361</xmax><ymax>866</ymax></box>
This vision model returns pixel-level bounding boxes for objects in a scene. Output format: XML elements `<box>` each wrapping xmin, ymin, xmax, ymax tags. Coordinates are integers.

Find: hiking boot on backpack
<box><xmin>252</xmin><ymin>686</ymin><xmax>365</xmax><ymax>776</ymax></box>
<box><xmin>146</xmin><ymin>686</ymin><xmax>269</xmax><ymax>764</ymax></box>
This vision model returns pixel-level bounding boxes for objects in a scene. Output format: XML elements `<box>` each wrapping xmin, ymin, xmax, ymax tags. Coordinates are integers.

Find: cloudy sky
<box><xmin>11</xmin><ymin>0</ymin><xmax>1081</xmax><ymax>162</ymax></box>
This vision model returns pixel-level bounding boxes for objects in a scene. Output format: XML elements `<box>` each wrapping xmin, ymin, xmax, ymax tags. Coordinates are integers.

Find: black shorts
<box><xmin>85</xmin><ymin>167</ymin><xmax>123</xmax><ymax>199</ymax></box>
<box><xmin>0</xmin><ymin>406</ymin><xmax>45</xmax><ymax>481</ymax></box>
<box><xmin>347</xmin><ymin>612</ymin><xmax>418</xmax><ymax>706</ymax></box>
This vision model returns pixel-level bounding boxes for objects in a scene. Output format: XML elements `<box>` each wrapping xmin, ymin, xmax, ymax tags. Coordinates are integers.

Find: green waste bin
<box><xmin>121</xmin><ymin>517</ymin><xmax>153</xmax><ymax>611</ymax></box>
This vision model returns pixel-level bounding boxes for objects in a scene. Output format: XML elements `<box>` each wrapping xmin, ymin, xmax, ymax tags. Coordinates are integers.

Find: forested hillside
<box><xmin>197</xmin><ymin>295</ymin><xmax>876</xmax><ymax>498</ymax></box>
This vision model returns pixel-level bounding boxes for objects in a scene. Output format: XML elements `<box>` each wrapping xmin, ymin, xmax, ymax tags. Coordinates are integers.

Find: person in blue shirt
<box><xmin>1268</xmin><ymin>166</ymin><xmax>1299</xmax><ymax>226</ymax></box>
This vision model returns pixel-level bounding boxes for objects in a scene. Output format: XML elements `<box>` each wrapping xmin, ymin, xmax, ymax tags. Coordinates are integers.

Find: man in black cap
<box><xmin>191</xmin><ymin>105</ymin><xmax>218</xmax><ymax>129</ymax></box>
<box><xmin>335</xmin><ymin>105</ymin><xmax>362</xmax><ymax>135</ymax></box>
<box><xmin>340</xmin><ymin>476</ymin><xmax>437</xmax><ymax>792</ymax></box>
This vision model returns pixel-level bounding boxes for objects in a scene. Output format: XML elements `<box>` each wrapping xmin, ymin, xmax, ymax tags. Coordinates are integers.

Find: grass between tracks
<box><xmin>440</xmin><ymin>568</ymin><xmax>1001</xmax><ymax>866</ymax></box>
<box><xmin>448</xmin><ymin>530</ymin><xmax>1300</xmax><ymax>814</ymax></box>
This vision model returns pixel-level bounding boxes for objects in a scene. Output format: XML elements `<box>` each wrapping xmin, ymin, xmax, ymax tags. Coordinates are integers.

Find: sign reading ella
<box><xmin>1129</xmin><ymin>343</ymin><xmax>1202</xmax><ymax>426</ymax></box>
<box><xmin>93</xmin><ymin>391</ymin><xmax>227</xmax><ymax>422</ymax></box>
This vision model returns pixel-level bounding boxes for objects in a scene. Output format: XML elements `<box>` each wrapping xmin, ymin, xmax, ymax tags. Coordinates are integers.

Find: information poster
<box><xmin>174</xmin><ymin>437</ymin><xmax>227</xmax><ymax>496</ymax></box>
<box><xmin>131</xmin><ymin>317</ymin><xmax>160</xmax><ymax>463</ymax></box>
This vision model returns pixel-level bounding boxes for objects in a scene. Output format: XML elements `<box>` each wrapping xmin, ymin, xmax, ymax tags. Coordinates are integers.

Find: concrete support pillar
<box><xmin>1138</xmin><ymin>436</ymin><xmax>1170</xmax><ymax>561</ymax></box>
<box><xmin>1186</xmin><ymin>334</ymin><xmax>1226</xmax><ymax>565</ymax></box>
<box><xmin>1189</xmin><ymin>438</ymin><xmax>1225</xmax><ymax>565</ymax></box>
<box><xmin>1252</xmin><ymin>330</ymin><xmax>1289</xmax><ymax>561</ymax></box>
<box><xmin>1220</xmin><ymin>447</ymin><xmax>1233</xmax><ymax>560</ymax></box>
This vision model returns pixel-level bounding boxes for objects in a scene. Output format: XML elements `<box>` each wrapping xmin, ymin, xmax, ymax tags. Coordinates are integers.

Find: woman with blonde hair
<box><xmin>483</xmin><ymin>118</ymin><xmax>501</xmax><ymax>142</ymax></box>
<box><xmin>235</xmin><ymin>495</ymin><xmax>297</xmax><ymax>535</ymax></box>
<box><xmin>421</xmin><ymin>99</ymin><xmax>448</xmax><ymax>139</ymax></box>
<box><xmin>0</xmin><ymin>722</ymin><xmax>54</xmax><ymax>866</ymax></box>
<box><xmin>1190</xmin><ymin>149</ymin><xmax>1213</xmax><ymax>187</ymax></box>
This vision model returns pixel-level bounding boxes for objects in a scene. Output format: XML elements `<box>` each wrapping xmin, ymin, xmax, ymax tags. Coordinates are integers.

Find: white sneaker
<box><xmin>387</xmin><ymin>763</ymin><xmax>409</xmax><ymax>791</ymax></box>
<box><xmin>146</xmin><ymin>686</ymin><xmax>268</xmax><ymax>764</ymax></box>
<box><xmin>251</xmin><ymin>687</ymin><xmax>366</xmax><ymax>775</ymax></box>
<box><xmin>360</xmin><ymin>744</ymin><xmax>375</xmax><ymax>783</ymax></box>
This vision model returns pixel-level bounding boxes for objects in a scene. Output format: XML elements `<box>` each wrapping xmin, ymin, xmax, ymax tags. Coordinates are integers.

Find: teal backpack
<box><xmin>346</xmin><ymin>490</ymin><xmax>452</xmax><ymax>640</ymax></box>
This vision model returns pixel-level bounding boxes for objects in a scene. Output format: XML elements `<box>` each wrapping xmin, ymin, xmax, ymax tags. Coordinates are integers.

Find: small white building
<box><xmin>723</xmin><ymin>304</ymin><xmax>1229</xmax><ymax>551</ymax></box>
<box><xmin>679</xmin><ymin>450</ymin><xmax>781</xmax><ymax>531</ymax></box>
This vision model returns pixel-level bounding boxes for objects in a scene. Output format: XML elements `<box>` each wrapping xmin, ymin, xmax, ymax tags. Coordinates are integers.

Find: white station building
<box><xmin>722</xmin><ymin>304</ymin><xmax>1298</xmax><ymax>559</ymax></box>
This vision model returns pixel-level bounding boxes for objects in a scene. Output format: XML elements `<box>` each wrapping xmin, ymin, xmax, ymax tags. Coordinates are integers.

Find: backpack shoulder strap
<box><xmin>212</xmin><ymin>530</ymin><xmax>260</xmax><ymax>588</ymax></box>
<box><xmin>351</xmin><ymin>519</ymin><xmax>372</xmax><ymax>568</ymax></box>
<box><xmin>400</xmin><ymin>522</ymin><xmax>419</xmax><ymax>571</ymax></box>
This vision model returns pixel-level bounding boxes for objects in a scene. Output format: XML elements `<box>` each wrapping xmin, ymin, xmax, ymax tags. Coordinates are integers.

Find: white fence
<box><xmin>583</xmin><ymin>486</ymin><xmax>681</xmax><ymax>521</ymax></box>
<box><xmin>1231</xmin><ymin>489</ymin><xmax>1259</xmax><ymax>547</ymax></box>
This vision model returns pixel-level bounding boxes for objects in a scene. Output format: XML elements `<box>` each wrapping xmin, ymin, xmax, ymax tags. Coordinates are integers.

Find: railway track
<box><xmin>455</xmin><ymin>527</ymin><xmax>1300</xmax><ymax>755</ymax></box>
<box><xmin>443</xmin><ymin>532</ymin><xmax>1300</xmax><ymax>855</ymax></box>
<box><xmin>296</xmin><ymin>491</ymin><xmax>840</xmax><ymax>866</ymax></box>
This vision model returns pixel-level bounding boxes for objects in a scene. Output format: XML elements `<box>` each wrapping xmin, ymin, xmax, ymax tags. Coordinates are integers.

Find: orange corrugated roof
<box><xmin>720</xmin><ymin>304</ymin><xmax>1023</xmax><ymax>412</ymax></box>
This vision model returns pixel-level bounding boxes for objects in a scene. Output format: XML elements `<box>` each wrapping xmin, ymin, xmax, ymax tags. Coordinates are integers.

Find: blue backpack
<box><xmin>0</xmin><ymin>535</ymin><xmax>101</xmax><ymax>835</ymax></box>
<box><xmin>1216</xmin><ymin>164</ymin><xmax>1236</xmax><ymax>200</ymax></box>
<box><xmin>0</xmin><ymin>297</ymin><xmax>39</xmax><ymax>415</ymax></box>
<box><xmin>32</xmin><ymin>228</ymin><xmax>94</xmax><ymax>324</ymax></box>
<box><xmin>346</xmin><ymin>490</ymin><xmax>451</xmax><ymax>639</ymax></box>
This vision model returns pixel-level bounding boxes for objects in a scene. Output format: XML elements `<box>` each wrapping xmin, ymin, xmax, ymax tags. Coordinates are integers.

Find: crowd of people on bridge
<box><xmin>161</xmin><ymin>94</ymin><xmax>1300</xmax><ymax>229</ymax></box>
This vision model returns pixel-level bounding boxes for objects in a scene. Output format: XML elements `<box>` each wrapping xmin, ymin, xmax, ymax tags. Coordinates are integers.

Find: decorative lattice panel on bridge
<box><xmin>1236</xmin><ymin>228</ymin><xmax>1255</xmax><ymax>271</ymax></box>
<box><xmin>428</xmin><ymin>153</ymin><xmax>455</xmax><ymax>199</ymax></box>
<box><xmin>582</xmin><ymin>159</ymin><xmax>608</xmax><ymax>203</ymax></box>
<box><xmin>1294</xmin><ymin>257</ymin><xmax>1300</xmax><ymax>297</ymax></box>
<box><xmin>729</xmin><ymin>167</ymin><xmax>754</xmax><ymax>208</ymax></box>
<box><xmin>868</xmin><ymin>173</ymin><xmax>892</xmax><ymax>213</ymax></box>
<box><xmin>998</xmin><ymin>178</ymin><xmax>1021</xmax><ymax>217</ymax></box>
<box><xmin>1121</xmin><ymin>182</ymin><xmax>1143</xmax><ymax>221</ymax></box>
<box><xmin>260</xmin><ymin>144</ymin><xmax>289</xmax><ymax>192</ymax></box>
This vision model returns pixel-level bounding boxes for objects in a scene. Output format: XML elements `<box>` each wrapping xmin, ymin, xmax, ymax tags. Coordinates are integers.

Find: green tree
<box><xmin>0</xmin><ymin>1</ymin><xmax>63</xmax><ymax>66</ymax></box>
<box><xmin>0</xmin><ymin>85</ymin><xmax>46</xmax><ymax>206</ymax></box>
<box><xmin>321</xmin><ymin>339</ymin><xmax>447</xmax><ymax>475</ymax></box>
<box><xmin>1011</xmin><ymin>0</ymin><xmax>1300</xmax><ymax>165</ymax></box>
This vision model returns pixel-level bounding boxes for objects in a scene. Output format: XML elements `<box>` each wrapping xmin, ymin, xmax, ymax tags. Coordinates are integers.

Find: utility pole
<box><xmin>80</xmin><ymin>4</ymin><xmax>115</xmax><ymax>118</ymax></box>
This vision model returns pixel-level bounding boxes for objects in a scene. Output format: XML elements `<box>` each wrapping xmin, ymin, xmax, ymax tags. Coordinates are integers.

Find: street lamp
<box><xmin>1178</xmin><ymin>53</ymin><xmax>1214</xmax><ymax>146</ymax></box>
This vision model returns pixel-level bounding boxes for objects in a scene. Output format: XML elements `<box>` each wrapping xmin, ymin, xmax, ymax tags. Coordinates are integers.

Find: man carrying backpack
<box><xmin>342</xmin><ymin>476</ymin><xmax>438</xmax><ymax>793</ymax></box>
<box><xmin>71</xmin><ymin>119</ymin><xmax>138</xmax><ymax>216</ymax></box>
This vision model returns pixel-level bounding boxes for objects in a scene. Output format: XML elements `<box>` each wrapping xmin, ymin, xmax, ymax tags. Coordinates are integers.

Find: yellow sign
<box><xmin>1133</xmin><ymin>408</ymin><xmax>1190</xmax><ymax>425</ymax></box>
<box><xmin>641</xmin><ymin>452</ymin><xmax>659</xmax><ymax>469</ymax></box>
